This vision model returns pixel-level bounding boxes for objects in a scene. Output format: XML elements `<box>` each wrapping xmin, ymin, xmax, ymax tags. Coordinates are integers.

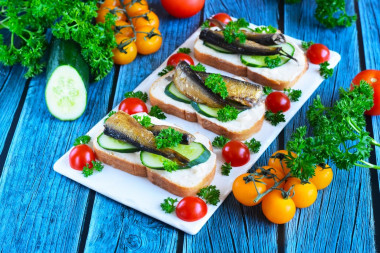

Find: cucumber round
<box><xmin>140</xmin><ymin>142</ymin><xmax>211</xmax><ymax>170</ymax></box>
<box><xmin>45</xmin><ymin>39</ymin><xmax>89</xmax><ymax>121</ymax></box>
<box><xmin>240</xmin><ymin>43</ymin><xmax>295</xmax><ymax>68</ymax></box>
<box><xmin>203</xmin><ymin>42</ymin><xmax>233</xmax><ymax>54</ymax></box>
<box><xmin>191</xmin><ymin>101</ymin><xmax>219</xmax><ymax>118</ymax></box>
<box><xmin>97</xmin><ymin>133</ymin><xmax>139</xmax><ymax>153</ymax></box>
<box><xmin>164</xmin><ymin>82</ymin><xmax>192</xmax><ymax>104</ymax></box>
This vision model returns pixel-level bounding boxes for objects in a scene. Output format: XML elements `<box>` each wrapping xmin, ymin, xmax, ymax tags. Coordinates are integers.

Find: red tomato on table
<box><xmin>167</xmin><ymin>53</ymin><xmax>194</xmax><ymax>67</ymax></box>
<box><xmin>118</xmin><ymin>98</ymin><xmax>148</xmax><ymax>115</ymax></box>
<box><xmin>351</xmin><ymin>70</ymin><xmax>380</xmax><ymax>115</ymax></box>
<box><xmin>69</xmin><ymin>144</ymin><xmax>96</xmax><ymax>171</ymax></box>
<box><xmin>211</xmin><ymin>13</ymin><xmax>232</xmax><ymax>26</ymax></box>
<box><xmin>222</xmin><ymin>141</ymin><xmax>250</xmax><ymax>167</ymax></box>
<box><xmin>306</xmin><ymin>43</ymin><xmax>330</xmax><ymax>64</ymax></box>
<box><xmin>161</xmin><ymin>0</ymin><xmax>205</xmax><ymax>18</ymax></box>
<box><xmin>176</xmin><ymin>196</ymin><xmax>207</xmax><ymax>222</ymax></box>
<box><xmin>265</xmin><ymin>92</ymin><xmax>291</xmax><ymax>113</ymax></box>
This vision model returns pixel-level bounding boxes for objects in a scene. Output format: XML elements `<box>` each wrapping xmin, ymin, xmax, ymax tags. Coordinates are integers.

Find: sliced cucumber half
<box><xmin>164</xmin><ymin>82</ymin><xmax>192</xmax><ymax>104</ymax></box>
<box><xmin>45</xmin><ymin>65</ymin><xmax>87</xmax><ymax>121</ymax></box>
<box><xmin>140</xmin><ymin>142</ymin><xmax>211</xmax><ymax>170</ymax></box>
<box><xmin>97</xmin><ymin>133</ymin><xmax>139</xmax><ymax>153</ymax></box>
<box><xmin>203</xmin><ymin>42</ymin><xmax>233</xmax><ymax>54</ymax></box>
<box><xmin>191</xmin><ymin>101</ymin><xmax>219</xmax><ymax>118</ymax></box>
<box><xmin>240</xmin><ymin>43</ymin><xmax>295</xmax><ymax>68</ymax></box>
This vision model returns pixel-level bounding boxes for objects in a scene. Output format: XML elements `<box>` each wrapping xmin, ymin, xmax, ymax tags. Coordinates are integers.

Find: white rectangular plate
<box><xmin>54</xmin><ymin>26</ymin><xmax>340</xmax><ymax>235</ymax></box>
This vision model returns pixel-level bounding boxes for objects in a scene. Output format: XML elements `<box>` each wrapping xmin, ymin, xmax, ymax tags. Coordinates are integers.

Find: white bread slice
<box><xmin>149</xmin><ymin>73</ymin><xmax>265</xmax><ymax>141</ymax></box>
<box><xmin>93</xmin><ymin>113</ymin><xmax>217</xmax><ymax>197</ymax></box>
<box><xmin>194</xmin><ymin>36</ymin><xmax>309</xmax><ymax>90</ymax></box>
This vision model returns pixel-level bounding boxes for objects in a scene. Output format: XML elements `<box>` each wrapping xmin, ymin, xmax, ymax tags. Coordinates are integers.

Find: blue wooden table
<box><xmin>0</xmin><ymin>0</ymin><xmax>379</xmax><ymax>252</ymax></box>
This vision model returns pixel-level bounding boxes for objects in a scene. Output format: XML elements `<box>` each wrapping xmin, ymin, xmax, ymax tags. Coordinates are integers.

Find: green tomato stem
<box><xmin>355</xmin><ymin>160</ymin><xmax>380</xmax><ymax>170</ymax></box>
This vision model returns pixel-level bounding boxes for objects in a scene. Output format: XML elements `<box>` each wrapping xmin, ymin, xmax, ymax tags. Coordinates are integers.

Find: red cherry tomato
<box><xmin>161</xmin><ymin>0</ymin><xmax>205</xmax><ymax>18</ymax></box>
<box><xmin>176</xmin><ymin>196</ymin><xmax>207</xmax><ymax>222</ymax></box>
<box><xmin>222</xmin><ymin>141</ymin><xmax>250</xmax><ymax>167</ymax></box>
<box><xmin>265</xmin><ymin>92</ymin><xmax>291</xmax><ymax>113</ymax></box>
<box><xmin>118</xmin><ymin>98</ymin><xmax>148</xmax><ymax>115</ymax></box>
<box><xmin>351</xmin><ymin>70</ymin><xmax>380</xmax><ymax>115</ymax></box>
<box><xmin>211</xmin><ymin>13</ymin><xmax>232</xmax><ymax>26</ymax></box>
<box><xmin>69</xmin><ymin>144</ymin><xmax>96</xmax><ymax>171</ymax></box>
<box><xmin>306</xmin><ymin>43</ymin><xmax>330</xmax><ymax>64</ymax></box>
<box><xmin>167</xmin><ymin>53</ymin><xmax>194</xmax><ymax>67</ymax></box>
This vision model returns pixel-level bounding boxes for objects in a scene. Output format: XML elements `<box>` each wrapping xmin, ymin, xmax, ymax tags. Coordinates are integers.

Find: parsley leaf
<box><xmin>124</xmin><ymin>91</ymin><xmax>148</xmax><ymax>102</ymax></box>
<box><xmin>244</xmin><ymin>138</ymin><xmax>261</xmax><ymax>153</ymax></box>
<box><xmin>221</xmin><ymin>162</ymin><xmax>232</xmax><ymax>176</ymax></box>
<box><xmin>223</xmin><ymin>18</ymin><xmax>249</xmax><ymax>43</ymax></box>
<box><xmin>197</xmin><ymin>185</ymin><xmax>220</xmax><ymax>205</ymax></box>
<box><xmin>217</xmin><ymin>105</ymin><xmax>239</xmax><ymax>122</ymax></box>
<box><xmin>149</xmin><ymin>106</ymin><xmax>166</xmax><ymax>119</ymax></box>
<box><xmin>160</xmin><ymin>197</ymin><xmax>178</xmax><ymax>213</ymax></box>
<box><xmin>254</xmin><ymin>25</ymin><xmax>277</xmax><ymax>33</ymax></box>
<box><xmin>82</xmin><ymin>165</ymin><xmax>93</xmax><ymax>177</ymax></box>
<box><xmin>315</xmin><ymin>0</ymin><xmax>357</xmax><ymax>28</ymax></box>
<box><xmin>190</xmin><ymin>63</ymin><xmax>206</xmax><ymax>72</ymax></box>
<box><xmin>155</xmin><ymin>128</ymin><xmax>183</xmax><ymax>149</ymax></box>
<box><xmin>133</xmin><ymin>115</ymin><xmax>153</xmax><ymax>128</ymax></box>
<box><xmin>265</xmin><ymin>56</ymin><xmax>281</xmax><ymax>69</ymax></box>
<box><xmin>104</xmin><ymin>111</ymin><xmax>116</xmax><ymax>122</ymax></box>
<box><xmin>178</xmin><ymin>48</ymin><xmax>191</xmax><ymax>54</ymax></box>
<box><xmin>158</xmin><ymin>65</ymin><xmax>174</xmax><ymax>76</ymax></box>
<box><xmin>212</xmin><ymin>135</ymin><xmax>230</xmax><ymax>148</ymax></box>
<box><xmin>74</xmin><ymin>135</ymin><xmax>91</xmax><ymax>146</ymax></box>
<box><xmin>319</xmin><ymin>61</ymin><xmax>334</xmax><ymax>79</ymax></box>
<box><xmin>284</xmin><ymin>88</ymin><xmax>302</xmax><ymax>102</ymax></box>
<box><xmin>265</xmin><ymin>110</ymin><xmax>286</xmax><ymax>126</ymax></box>
<box><xmin>82</xmin><ymin>161</ymin><xmax>104</xmax><ymax>177</ymax></box>
<box><xmin>163</xmin><ymin>160</ymin><xmax>179</xmax><ymax>172</ymax></box>
<box><xmin>302</xmin><ymin>41</ymin><xmax>314</xmax><ymax>50</ymax></box>
<box><xmin>263</xmin><ymin>86</ymin><xmax>273</xmax><ymax>95</ymax></box>
<box><xmin>92</xmin><ymin>161</ymin><xmax>104</xmax><ymax>172</ymax></box>
<box><xmin>201</xmin><ymin>20</ymin><xmax>211</xmax><ymax>29</ymax></box>
<box><xmin>204</xmin><ymin>74</ymin><xmax>229</xmax><ymax>99</ymax></box>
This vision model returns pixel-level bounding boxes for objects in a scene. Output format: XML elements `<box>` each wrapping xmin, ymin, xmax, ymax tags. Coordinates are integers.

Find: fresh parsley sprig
<box><xmin>204</xmin><ymin>74</ymin><xmax>229</xmax><ymax>99</ymax></box>
<box><xmin>82</xmin><ymin>161</ymin><xmax>104</xmax><ymax>177</ymax></box>
<box><xmin>212</xmin><ymin>135</ymin><xmax>230</xmax><ymax>148</ymax></box>
<box><xmin>104</xmin><ymin>111</ymin><xmax>116</xmax><ymax>122</ymax></box>
<box><xmin>160</xmin><ymin>197</ymin><xmax>178</xmax><ymax>213</ymax></box>
<box><xmin>263</xmin><ymin>87</ymin><xmax>273</xmax><ymax>95</ymax></box>
<box><xmin>244</xmin><ymin>138</ymin><xmax>261</xmax><ymax>153</ymax></box>
<box><xmin>190</xmin><ymin>63</ymin><xmax>206</xmax><ymax>72</ymax></box>
<box><xmin>155</xmin><ymin>128</ymin><xmax>183</xmax><ymax>149</ymax></box>
<box><xmin>163</xmin><ymin>160</ymin><xmax>179</xmax><ymax>172</ymax></box>
<box><xmin>315</xmin><ymin>0</ymin><xmax>357</xmax><ymax>28</ymax></box>
<box><xmin>223</xmin><ymin>18</ymin><xmax>250</xmax><ymax>43</ymax></box>
<box><xmin>149</xmin><ymin>106</ymin><xmax>166</xmax><ymax>119</ymax></box>
<box><xmin>319</xmin><ymin>61</ymin><xmax>334</xmax><ymax>79</ymax></box>
<box><xmin>124</xmin><ymin>91</ymin><xmax>148</xmax><ymax>102</ymax></box>
<box><xmin>74</xmin><ymin>135</ymin><xmax>91</xmax><ymax>146</ymax></box>
<box><xmin>265</xmin><ymin>56</ymin><xmax>281</xmax><ymax>69</ymax></box>
<box><xmin>265</xmin><ymin>110</ymin><xmax>286</xmax><ymax>126</ymax></box>
<box><xmin>221</xmin><ymin>162</ymin><xmax>232</xmax><ymax>176</ymax></box>
<box><xmin>254</xmin><ymin>25</ymin><xmax>277</xmax><ymax>34</ymax></box>
<box><xmin>197</xmin><ymin>185</ymin><xmax>220</xmax><ymax>205</ymax></box>
<box><xmin>133</xmin><ymin>115</ymin><xmax>153</xmax><ymax>128</ymax></box>
<box><xmin>302</xmin><ymin>41</ymin><xmax>314</xmax><ymax>50</ymax></box>
<box><xmin>158</xmin><ymin>65</ymin><xmax>174</xmax><ymax>76</ymax></box>
<box><xmin>284</xmin><ymin>88</ymin><xmax>302</xmax><ymax>102</ymax></box>
<box><xmin>178</xmin><ymin>48</ymin><xmax>191</xmax><ymax>54</ymax></box>
<box><xmin>217</xmin><ymin>105</ymin><xmax>239</xmax><ymax>122</ymax></box>
<box><xmin>201</xmin><ymin>20</ymin><xmax>211</xmax><ymax>29</ymax></box>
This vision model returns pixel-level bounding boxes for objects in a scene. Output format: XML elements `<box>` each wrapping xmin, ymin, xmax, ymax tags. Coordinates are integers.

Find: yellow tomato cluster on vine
<box><xmin>97</xmin><ymin>0</ymin><xmax>163</xmax><ymax>65</ymax></box>
<box><xmin>232</xmin><ymin>150</ymin><xmax>334</xmax><ymax>224</ymax></box>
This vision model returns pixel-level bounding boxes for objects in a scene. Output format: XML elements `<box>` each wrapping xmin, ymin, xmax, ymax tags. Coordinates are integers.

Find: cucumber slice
<box><xmin>140</xmin><ymin>142</ymin><xmax>211</xmax><ymax>169</ymax></box>
<box><xmin>97</xmin><ymin>133</ymin><xmax>139</xmax><ymax>153</ymax></box>
<box><xmin>203</xmin><ymin>42</ymin><xmax>233</xmax><ymax>54</ymax></box>
<box><xmin>191</xmin><ymin>101</ymin><xmax>219</xmax><ymax>118</ymax></box>
<box><xmin>164</xmin><ymin>82</ymin><xmax>192</xmax><ymax>104</ymax></box>
<box><xmin>45</xmin><ymin>39</ymin><xmax>89</xmax><ymax>121</ymax></box>
<box><xmin>240</xmin><ymin>43</ymin><xmax>295</xmax><ymax>68</ymax></box>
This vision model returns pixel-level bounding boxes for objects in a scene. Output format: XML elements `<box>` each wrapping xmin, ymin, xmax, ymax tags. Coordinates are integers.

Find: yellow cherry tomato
<box><xmin>284</xmin><ymin>178</ymin><xmax>318</xmax><ymax>208</ymax></box>
<box><xmin>124</xmin><ymin>0</ymin><xmax>149</xmax><ymax>16</ymax></box>
<box><xmin>132</xmin><ymin>10</ymin><xmax>159</xmax><ymax>29</ymax></box>
<box><xmin>232</xmin><ymin>173</ymin><xmax>267</xmax><ymax>206</ymax></box>
<box><xmin>262</xmin><ymin>190</ymin><xmax>296</xmax><ymax>224</ymax></box>
<box><xmin>135</xmin><ymin>26</ymin><xmax>162</xmax><ymax>55</ymax></box>
<box><xmin>268</xmin><ymin>150</ymin><xmax>297</xmax><ymax>176</ymax></box>
<box><xmin>113</xmin><ymin>20</ymin><xmax>134</xmax><ymax>38</ymax></box>
<box><xmin>112</xmin><ymin>35</ymin><xmax>137</xmax><ymax>65</ymax></box>
<box><xmin>310</xmin><ymin>164</ymin><xmax>333</xmax><ymax>190</ymax></box>
<box><xmin>96</xmin><ymin>7</ymin><xmax>126</xmax><ymax>23</ymax></box>
<box><xmin>255</xmin><ymin>165</ymin><xmax>285</xmax><ymax>189</ymax></box>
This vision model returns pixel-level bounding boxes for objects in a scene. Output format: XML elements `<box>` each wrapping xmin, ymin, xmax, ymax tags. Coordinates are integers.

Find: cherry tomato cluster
<box><xmin>97</xmin><ymin>0</ymin><xmax>163</xmax><ymax>65</ymax></box>
<box><xmin>232</xmin><ymin>150</ymin><xmax>333</xmax><ymax>224</ymax></box>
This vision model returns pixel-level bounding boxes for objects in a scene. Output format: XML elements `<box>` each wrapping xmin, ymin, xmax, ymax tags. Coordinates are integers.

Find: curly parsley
<box><xmin>73</xmin><ymin>135</ymin><xmax>91</xmax><ymax>146</ymax></box>
<box><xmin>319</xmin><ymin>62</ymin><xmax>334</xmax><ymax>79</ymax></box>
<box><xmin>265</xmin><ymin>110</ymin><xmax>286</xmax><ymax>126</ymax></box>
<box><xmin>149</xmin><ymin>106</ymin><xmax>166</xmax><ymax>119</ymax></box>
<box><xmin>178</xmin><ymin>48</ymin><xmax>191</xmax><ymax>54</ymax></box>
<box><xmin>254</xmin><ymin>25</ymin><xmax>277</xmax><ymax>34</ymax></box>
<box><xmin>263</xmin><ymin>86</ymin><xmax>273</xmax><ymax>95</ymax></box>
<box><xmin>160</xmin><ymin>197</ymin><xmax>178</xmax><ymax>213</ymax></box>
<box><xmin>223</xmin><ymin>18</ymin><xmax>250</xmax><ymax>43</ymax></box>
<box><xmin>197</xmin><ymin>185</ymin><xmax>220</xmax><ymax>205</ymax></box>
<box><xmin>217</xmin><ymin>105</ymin><xmax>239</xmax><ymax>122</ymax></box>
<box><xmin>315</xmin><ymin>0</ymin><xmax>357</xmax><ymax>28</ymax></box>
<box><xmin>221</xmin><ymin>162</ymin><xmax>232</xmax><ymax>176</ymax></box>
<box><xmin>201</xmin><ymin>20</ymin><xmax>211</xmax><ymax>29</ymax></box>
<box><xmin>204</xmin><ymin>74</ymin><xmax>228</xmax><ymax>99</ymax></box>
<box><xmin>133</xmin><ymin>115</ymin><xmax>153</xmax><ymax>128</ymax></box>
<box><xmin>155</xmin><ymin>128</ymin><xmax>183</xmax><ymax>149</ymax></box>
<box><xmin>302</xmin><ymin>41</ymin><xmax>314</xmax><ymax>50</ymax></box>
<box><xmin>104</xmin><ymin>111</ymin><xmax>116</xmax><ymax>123</ymax></box>
<box><xmin>212</xmin><ymin>135</ymin><xmax>230</xmax><ymax>148</ymax></box>
<box><xmin>265</xmin><ymin>56</ymin><xmax>281</xmax><ymax>69</ymax></box>
<box><xmin>158</xmin><ymin>65</ymin><xmax>174</xmax><ymax>76</ymax></box>
<box><xmin>244</xmin><ymin>138</ymin><xmax>261</xmax><ymax>153</ymax></box>
<box><xmin>124</xmin><ymin>91</ymin><xmax>148</xmax><ymax>102</ymax></box>
<box><xmin>82</xmin><ymin>161</ymin><xmax>104</xmax><ymax>177</ymax></box>
<box><xmin>190</xmin><ymin>63</ymin><xmax>206</xmax><ymax>72</ymax></box>
<box><xmin>163</xmin><ymin>160</ymin><xmax>179</xmax><ymax>173</ymax></box>
<box><xmin>284</xmin><ymin>88</ymin><xmax>302</xmax><ymax>102</ymax></box>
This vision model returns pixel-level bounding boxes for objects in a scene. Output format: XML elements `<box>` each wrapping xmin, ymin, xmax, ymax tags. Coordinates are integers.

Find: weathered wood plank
<box><xmin>83</xmin><ymin>1</ymin><xmax>201</xmax><ymax>251</ymax></box>
<box><xmin>0</xmin><ymin>67</ymin><xmax>115</xmax><ymax>252</ymax></box>
<box><xmin>283</xmin><ymin>0</ymin><xmax>375</xmax><ymax>252</ymax></box>
<box><xmin>183</xmin><ymin>0</ymin><xmax>280</xmax><ymax>252</ymax></box>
